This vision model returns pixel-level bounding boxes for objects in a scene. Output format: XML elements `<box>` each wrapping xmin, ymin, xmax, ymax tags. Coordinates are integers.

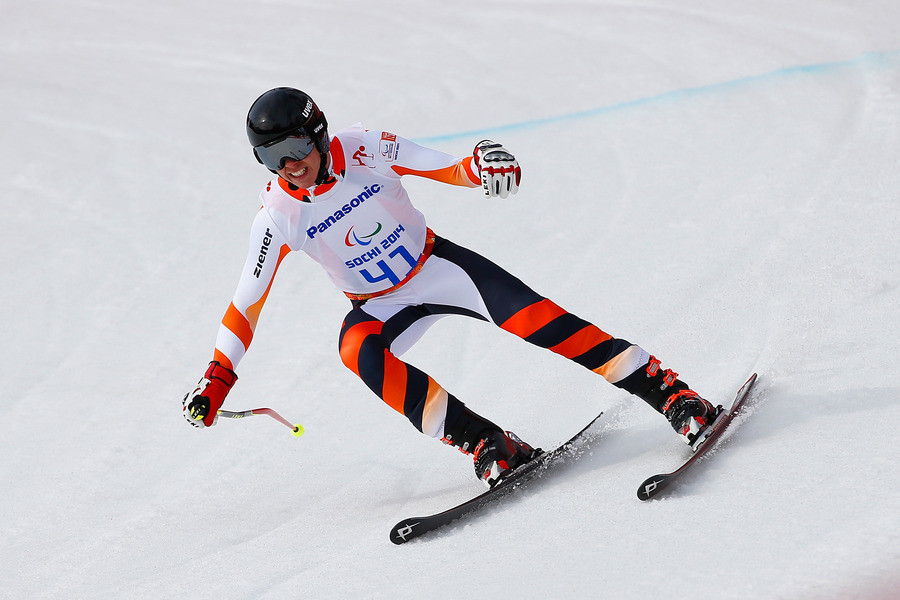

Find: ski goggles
<box><xmin>253</xmin><ymin>133</ymin><xmax>316</xmax><ymax>171</ymax></box>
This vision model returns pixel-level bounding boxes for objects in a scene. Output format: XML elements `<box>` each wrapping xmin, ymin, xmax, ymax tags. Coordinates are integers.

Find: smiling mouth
<box><xmin>290</xmin><ymin>167</ymin><xmax>308</xmax><ymax>178</ymax></box>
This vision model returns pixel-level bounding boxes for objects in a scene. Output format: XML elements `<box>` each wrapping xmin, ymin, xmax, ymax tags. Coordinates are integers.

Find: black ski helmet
<box><xmin>246</xmin><ymin>87</ymin><xmax>330</xmax><ymax>180</ymax></box>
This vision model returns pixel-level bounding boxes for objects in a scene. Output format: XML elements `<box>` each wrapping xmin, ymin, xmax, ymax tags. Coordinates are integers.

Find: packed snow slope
<box><xmin>2</xmin><ymin>1</ymin><xmax>898</xmax><ymax>598</ymax></box>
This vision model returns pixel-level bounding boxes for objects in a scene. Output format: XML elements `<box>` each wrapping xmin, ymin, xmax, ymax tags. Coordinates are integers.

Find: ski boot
<box><xmin>614</xmin><ymin>355</ymin><xmax>720</xmax><ymax>450</ymax></box>
<box><xmin>441</xmin><ymin>405</ymin><xmax>541</xmax><ymax>487</ymax></box>
<box><xmin>472</xmin><ymin>430</ymin><xmax>540</xmax><ymax>487</ymax></box>
<box><xmin>662</xmin><ymin>390</ymin><xmax>721</xmax><ymax>450</ymax></box>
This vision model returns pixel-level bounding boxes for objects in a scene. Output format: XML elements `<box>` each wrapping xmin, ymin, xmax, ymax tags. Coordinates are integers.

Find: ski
<box><xmin>637</xmin><ymin>373</ymin><xmax>758</xmax><ymax>501</ymax></box>
<box><xmin>390</xmin><ymin>412</ymin><xmax>603</xmax><ymax>544</ymax></box>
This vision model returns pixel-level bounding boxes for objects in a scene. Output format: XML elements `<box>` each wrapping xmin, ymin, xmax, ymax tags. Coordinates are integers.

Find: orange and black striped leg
<box><xmin>495</xmin><ymin>298</ymin><xmax>697</xmax><ymax>412</ymax></box>
<box><xmin>339</xmin><ymin>308</ymin><xmax>465</xmax><ymax>438</ymax></box>
<box><xmin>498</xmin><ymin>298</ymin><xmax>638</xmax><ymax>379</ymax></box>
<box><xmin>428</xmin><ymin>238</ymin><xmax>648</xmax><ymax>385</ymax></box>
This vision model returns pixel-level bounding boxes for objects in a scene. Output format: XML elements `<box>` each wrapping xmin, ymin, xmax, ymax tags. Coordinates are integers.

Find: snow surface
<box><xmin>2</xmin><ymin>1</ymin><xmax>899</xmax><ymax>598</ymax></box>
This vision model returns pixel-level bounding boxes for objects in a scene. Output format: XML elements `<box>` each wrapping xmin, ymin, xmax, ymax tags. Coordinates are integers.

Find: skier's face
<box><xmin>277</xmin><ymin>149</ymin><xmax>321</xmax><ymax>189</ymax></box>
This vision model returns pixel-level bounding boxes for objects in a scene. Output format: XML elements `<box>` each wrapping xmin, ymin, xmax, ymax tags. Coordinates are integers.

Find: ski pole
<box><xmin>217</xmin><ymin>407</ymin><xmax>304</xmax><ymax>437</ymax></box>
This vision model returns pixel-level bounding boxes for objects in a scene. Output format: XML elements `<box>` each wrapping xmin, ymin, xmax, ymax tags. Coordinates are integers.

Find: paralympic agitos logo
<box><xmin>306</xmin><ymin>183</ymin><xmax>383</xmax><ymax>240</ymax></box>
<box><xmin>345</xmin><ymin>223</ymin><xmax>382</xmax><ymax>247</ymax></box>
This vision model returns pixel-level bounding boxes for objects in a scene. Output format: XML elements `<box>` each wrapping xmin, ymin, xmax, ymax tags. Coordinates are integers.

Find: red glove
<box><xmin>183</xmin><ymin>361</ymin><xmax>238</xmax><ymax>428</ymax></box>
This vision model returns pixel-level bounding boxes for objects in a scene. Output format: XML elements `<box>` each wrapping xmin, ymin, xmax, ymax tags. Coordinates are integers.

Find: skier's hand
<box><xmin>473</xmin><ymin>140</ymin><xmax>521</xmax><ymax>199</ymax></box>
<box><xmin>183</xmin><ymin>361</ymin><xmax>237</xmax><ymax>428</ymax></box>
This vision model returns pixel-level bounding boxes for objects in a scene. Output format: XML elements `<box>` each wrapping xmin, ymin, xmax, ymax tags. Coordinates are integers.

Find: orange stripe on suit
<box><xmin>391</xmin><ymin>157</ymin><xmax>480</xmax><ymax>187</ymax></box>
<box><xmin>222</xmin><ymin>303</ymin><xmax>254</xmax><ymax>351</ymax></box>
<box><xmin>218</xmin><ymin>244</ymin><xmax>291</xmax><ymax>358</ymax></box>
<box><xmin>339</xmin><ymin>320</ymin><xmax>385</xmax><ymax>378</ymax></box>
<box><xmin>500</xmin><ymin>299</ymin><xmax>568</xmax><ymax>338</ymax></box>
<box><xmin>381</xmin><ymin>350</ymin><xmax>409</xmax><ymax>415</ymax></box>
<box><xmin>550</xmin><ymin>324</ymin><xmax>613</xmax><ymax>360</ymax></box>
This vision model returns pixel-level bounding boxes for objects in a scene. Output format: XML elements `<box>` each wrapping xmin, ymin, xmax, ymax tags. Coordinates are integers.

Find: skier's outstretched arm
<box><xmin>183</xmin><ymin>208</ymin><xmax>291</xmax><ymax>428</ymax></box>
<box><xmin>385</xmin><ymin>133</ymin><xmax>521</xmax><ymax>198</ymax></box>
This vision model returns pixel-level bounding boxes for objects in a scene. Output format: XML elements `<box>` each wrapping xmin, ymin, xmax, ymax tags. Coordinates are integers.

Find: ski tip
<box><xmin>390</xmin><ymin>520</ymin><xmax>421</xmax><ymax>545</ymax></box>
<box><xmin>733</xmin><ymin>373</ymin><xmax>759</xmax><ymax>408</ymax></box>
<box><xmin>637</xmin><ymin>474</ymin><xmax>670</xmax><ymax>501</ymax></box>
<box><xmin>745</xmin><ymin>372</ymin><xmax>758</xmax><ymax>388</ymax></box>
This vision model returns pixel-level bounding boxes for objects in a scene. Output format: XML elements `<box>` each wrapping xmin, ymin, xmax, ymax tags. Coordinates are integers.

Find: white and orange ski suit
<box><xmin>212</xmin><ymin>125</ymin><xmax>653</xmax><ymax>438</ymax></box>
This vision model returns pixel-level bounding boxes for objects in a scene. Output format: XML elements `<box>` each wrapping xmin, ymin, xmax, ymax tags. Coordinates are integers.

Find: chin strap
<box><xmin>314</xmin><ymin>149</ymin><xmax>336</xmax><ymax>185</ymax></box>
<box><xmin>314</xmin><ymin>151</ymin><xmax>332</xmax><ymax>185</ymax></box>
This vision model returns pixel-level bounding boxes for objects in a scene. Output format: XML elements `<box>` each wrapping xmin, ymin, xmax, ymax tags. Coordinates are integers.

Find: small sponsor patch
<box><xmin>380</xmin><ymin>132</ymin><xmax>398</xmax><ymax>162</ymax></box>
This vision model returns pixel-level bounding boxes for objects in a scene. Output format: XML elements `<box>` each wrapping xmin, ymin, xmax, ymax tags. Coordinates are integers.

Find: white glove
<box><xmin>473</xmin><ymin>140</ymin><xmax>521</xmax><ymax>199</ymax></box>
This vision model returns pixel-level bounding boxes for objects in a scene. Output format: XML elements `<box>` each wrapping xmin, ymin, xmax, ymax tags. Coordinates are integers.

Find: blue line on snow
<box><xmin>414</xmin><ymin>50</ymin><xmax>899</xmax><ymax>144</ymax></box>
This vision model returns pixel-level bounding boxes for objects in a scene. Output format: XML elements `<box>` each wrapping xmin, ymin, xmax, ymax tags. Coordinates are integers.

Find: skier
<box><xmin>183</xmin><ymin>87</ymin><xmax>718</xmax><ymax>487</ymax></box>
